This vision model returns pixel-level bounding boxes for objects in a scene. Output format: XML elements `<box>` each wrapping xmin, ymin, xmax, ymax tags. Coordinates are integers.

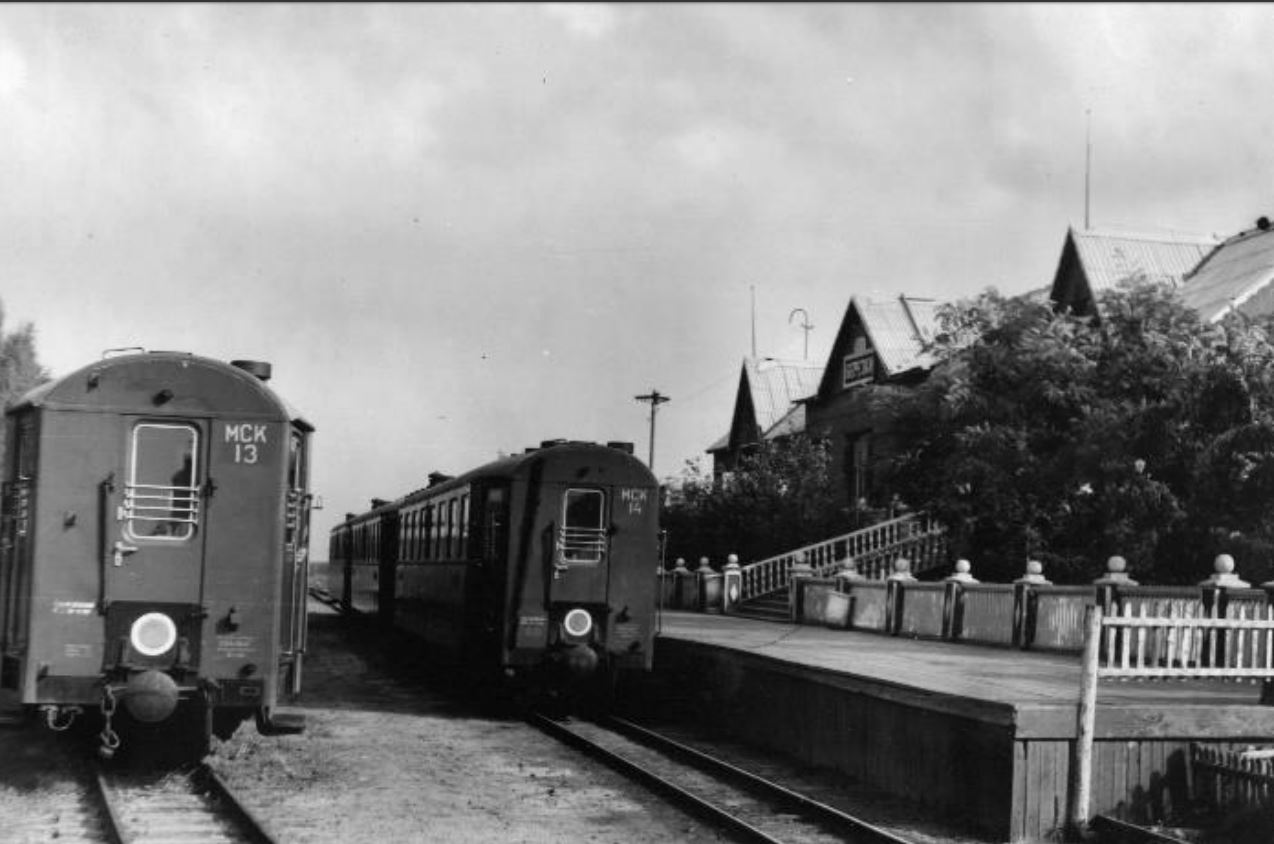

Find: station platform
<box><xmin>651</xmin><ymin>610</ymin><xmax>1274</xmax><ymax>842</ymax></box>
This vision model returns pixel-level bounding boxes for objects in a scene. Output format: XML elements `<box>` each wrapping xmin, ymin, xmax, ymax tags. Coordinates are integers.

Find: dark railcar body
<box><xmin>0</xmin><ymin>351</ymin><xmax>314</xmax><ymax>757</ymax></box>
<box><xmin>332</xmin><ymin>441</ymin><xmax>659</xmax><ymax>689</ymax></box>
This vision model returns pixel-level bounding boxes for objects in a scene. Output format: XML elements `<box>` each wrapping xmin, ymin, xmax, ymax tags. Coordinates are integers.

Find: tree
<box><xmin>876</xmin><ymin>278</ymin><xmax>1274</xmax><ymax>584</ymax></box>
<box><xmin>661</xmin><ymin>434</ymin><xmax>847</xmax><ymax>568</ymax></box>
<box><xmin>0</xmin><ymin>301</ymin><xmax>50</xmax><ymax>469</ymax></box>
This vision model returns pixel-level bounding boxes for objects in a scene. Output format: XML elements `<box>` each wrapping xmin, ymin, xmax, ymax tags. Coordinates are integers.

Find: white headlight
<box><xmin>563</xmin><ymin>608</ymin><xmax>593</xmax><ymax>638</ymax></box>
<box><xmin>130</xmin><ymin>612</ymin><xmax>178</xmax><ymax>657</ymax></box>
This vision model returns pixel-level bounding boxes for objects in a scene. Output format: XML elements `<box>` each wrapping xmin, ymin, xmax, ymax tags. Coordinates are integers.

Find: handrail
<box><xmin>736</xmin><ymin>512</ymin><xmax>947</xmax><ymax>603</ymax></box>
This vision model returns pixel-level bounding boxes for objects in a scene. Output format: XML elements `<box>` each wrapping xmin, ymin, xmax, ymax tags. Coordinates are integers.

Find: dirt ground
<box><xmin>206</xmin><ymin>606</ymin><xmax>729</xmax><ymax>842</ymax></box>
<box><xmin>0</xmin><ymin>605</ymin><xmax>728</xmax><ymax>843</ymax></box>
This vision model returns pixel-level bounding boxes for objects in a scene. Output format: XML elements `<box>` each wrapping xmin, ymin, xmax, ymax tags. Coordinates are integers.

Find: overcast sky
<box><xmin>4</xmin><ymin>3</ymin><xmax>1274</xmax><ymax>549</ymax></box>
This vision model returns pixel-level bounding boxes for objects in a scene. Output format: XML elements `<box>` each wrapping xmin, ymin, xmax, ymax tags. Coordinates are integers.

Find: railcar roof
<box><xmin>338</xmin><ymin>441</ymin><xmax>656</xmax><ymax>526</ymax></box>
<box><xmin>9</xmin><ymin>350</ymin><xmax>313</xmax><ymax>430</ymax></box>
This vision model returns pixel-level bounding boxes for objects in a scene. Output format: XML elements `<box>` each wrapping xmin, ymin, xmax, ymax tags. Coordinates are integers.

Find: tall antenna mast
<box><xmin>750</xmin><ymin>285</ymin><xmax>757</xmax><ymax>358</ymax></box>
<box><xmin>1084</xmin><ymin>108</ymin><xmax>1092</xmax><ymax>230</ymax></box>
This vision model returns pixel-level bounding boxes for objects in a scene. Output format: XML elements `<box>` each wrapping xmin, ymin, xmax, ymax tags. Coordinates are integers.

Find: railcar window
<box><xmin>460</xmin><ymin>494</ymin><xmax>469</xmax><ymax>558</ymax></box>
<box><xmin>446</xmin><ymin>499</ymin><xmax>456</xmax><ymax>559</ymax></box>
<box><xmin>125</xmin><ymin>423</ymin><xmax>200</xmax><ymax>541</ymax></box>
<box><xmin>558</xmin><ymin>489</ymin><xmax>606</xmax><ymax>565</ymax></box>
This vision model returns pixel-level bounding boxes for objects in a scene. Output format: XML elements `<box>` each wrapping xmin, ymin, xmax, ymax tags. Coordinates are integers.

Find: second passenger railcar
<box><xmin>330</xmin><ymin>440</ymin><xmax>659</xmax><ymax>698</ymax></box>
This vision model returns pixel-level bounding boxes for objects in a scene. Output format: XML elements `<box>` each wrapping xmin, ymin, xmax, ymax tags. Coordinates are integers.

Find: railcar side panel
<box><xmin>200</xmin><ymin>418</ymin><xmax>288</xmax><ymax>705</ymax></box>
<box><xmin>22</xmin><ymin>411</ymin><xmax>116</xmax><ymax>703</ymax></box>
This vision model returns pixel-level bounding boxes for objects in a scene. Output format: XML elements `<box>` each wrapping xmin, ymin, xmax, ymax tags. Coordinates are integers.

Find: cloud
<box><xmin>541</xmin><ymin>3</ymin><xmax>620</xmax><ymax>39</ymax></box>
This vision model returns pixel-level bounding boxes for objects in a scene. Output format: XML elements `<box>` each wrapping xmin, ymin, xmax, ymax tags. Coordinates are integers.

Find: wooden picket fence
<box><xmin>1073</xmin><ymin>603</ymin><xmax>1274</xmax><ymax>830</ymax></box>
<box><xmin>1192</xmin><ymin>744</ymin><xmax>1274</xmax><ymax>812</ymax></box>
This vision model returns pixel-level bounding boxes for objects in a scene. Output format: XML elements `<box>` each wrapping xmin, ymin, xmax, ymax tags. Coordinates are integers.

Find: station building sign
<box><xmin>842</xmin><ymin>351</ymin><xmax>875</xmax><ymax>388</ymax></box>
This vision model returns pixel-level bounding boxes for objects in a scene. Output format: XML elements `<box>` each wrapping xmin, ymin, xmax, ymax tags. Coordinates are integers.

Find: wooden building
<box><xmin>802</xmin><ymin>294</ymin><xmax>941</xmax><ymax>508</ymax></box>
<box><xmin>706</xmin><ymin>356</ymin><xmax>822</xmax><ymax>481</ymax></box>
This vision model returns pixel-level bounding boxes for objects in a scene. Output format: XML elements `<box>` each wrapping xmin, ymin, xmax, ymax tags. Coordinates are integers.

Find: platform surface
<box><xmin>655</xmin><ymin>610</ymin><xmax>1274</xmax><ymax>739</ymax></box>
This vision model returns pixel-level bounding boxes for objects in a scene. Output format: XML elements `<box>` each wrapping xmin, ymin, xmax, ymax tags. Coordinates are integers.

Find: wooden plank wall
<box><xmin>654</xmin><ymin>638</ymin><xmax>1014</xmax><ymax>840</ymax></box>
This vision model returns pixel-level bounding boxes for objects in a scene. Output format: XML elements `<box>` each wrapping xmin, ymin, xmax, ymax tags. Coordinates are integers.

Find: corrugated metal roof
<box><xmin>746</xmin><ymin>356</ymin><xmax>822</xmax><ymax>433</ymax></box>
<box><xmin>1071</xmin><ymin>228</ymin><xmax>1217</xmax><ymax>294</ymax></box>
<box><xmin>856</xmin><ymin>294</ymin><xmax>941</xmax><ymax>377</ymax></box>
<box><xmin>706</xmin><ymin>356</ymin><xmax>821</xmax><ymax>454</ymax></box>
<box><xmin>1178</xmin><ymin>224</ymin><xmax>1274</xmax><ymax>323</ymax></box>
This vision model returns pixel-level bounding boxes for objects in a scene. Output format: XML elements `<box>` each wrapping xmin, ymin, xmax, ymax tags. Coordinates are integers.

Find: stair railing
<box><xmin>736</xmin><ymin>511</ymin><xmax>947</xmax><ymax>604</ymax></box>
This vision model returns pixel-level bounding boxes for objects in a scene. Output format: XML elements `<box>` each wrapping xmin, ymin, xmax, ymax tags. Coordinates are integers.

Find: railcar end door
<box><xmin>103</xmin><ymin>419</ymin><xmax>207</xmax><ymax>606</ymax></box>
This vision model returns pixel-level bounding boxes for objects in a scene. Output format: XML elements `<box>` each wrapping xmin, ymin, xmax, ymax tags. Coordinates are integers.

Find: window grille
<box><xmin>558</xmin><ymin>489</ymin><xmax>607</xmax><ymax>565</ymax></box>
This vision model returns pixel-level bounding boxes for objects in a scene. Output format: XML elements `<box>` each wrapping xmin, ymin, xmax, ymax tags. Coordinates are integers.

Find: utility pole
<box><xmin>634</xmin><ymin>389</ymin><xmax>670</xmax><ymax>471</ymax></box>
<box><xmin>1084</xmin><ymin>107</ymin><xmax>1092</xmax><ymax>229</ymax></box>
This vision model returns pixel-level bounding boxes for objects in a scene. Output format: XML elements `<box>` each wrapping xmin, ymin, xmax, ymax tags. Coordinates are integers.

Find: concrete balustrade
<box><xmin>669</xmin><ymin>551</ymin><xmax>1274</xmax><ymax>656</ymax></box>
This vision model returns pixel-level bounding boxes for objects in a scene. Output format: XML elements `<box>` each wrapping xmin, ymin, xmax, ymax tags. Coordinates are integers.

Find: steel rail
<box><xmin>92</xmin><ymin>770</ymin><xmax>127</xmax><ymax>844</ymax></box>
<box><xmin>528</xmin><ymin>712</ymin><xmax>785</xmax><ymax>844</ymax></box>
<box><xmin>530</xmin><ymin>712</ymin><xmax>921</xmax><ymax>844</ymax></box>
<box><xmin>196</xmin><ymin>762</ymin><xmax>279</xmax><ymax>844</ymax></box>
<box><xmin>1089</xmin><ymin>814</ymin><xmax>1194</xmax><ymax>843</ymax></box>
<box><xmin>602</xmin><ymin>715</ymin><xmax>915</xmax><ymax>844</ymax></box>
<box><xmin>92</xmin><ymin>762</ymin><xmax>277</xmax><ymax>844</ymax></box>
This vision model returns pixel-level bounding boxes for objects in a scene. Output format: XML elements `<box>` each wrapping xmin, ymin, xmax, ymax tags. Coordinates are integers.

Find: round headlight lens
<box><xmin>563</xmin><ymin>608</ymin><xmax>593</xmax><ymax>638</ymax></box>
<box><xmin>130</xmin><ymin>612</ymin><xmax>178</xmax><ymax>657</ymax></box>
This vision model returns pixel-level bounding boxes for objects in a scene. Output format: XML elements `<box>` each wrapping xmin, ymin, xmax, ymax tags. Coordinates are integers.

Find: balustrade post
<box><xmin>942</xmin><ymin>559</ymin><xmax>977</xmax><ymax>639</ymax></box>
<box><xmin>885</xmin><ymin>557</ymin><xmax>915</xmax><ymax>635</ymax></box>
<box><xmin>697</xmin><ymin>556</ymin><xmax>723</xmax><ymax>614</ymax></box>
<box><xmin>789</xmin><ymin>559</ymin><xmax>814</xmax><ymax>623</ymax></box>
<box><xmin>1201</xmin><ymin>554</ymin><xmax>1249</xmax><ymax>667</ymax></box>
<box><xmin>663</xmin><ymin>557</ymin><xmax>687</xmax><ymax>609</ymax></box>
<box><xmin>1013</xmin><ymin>560</ymin><xmax>1050</xmax><ymax>649</ymax></box>
<box><xmin>1258</xmin><ymin>575</ymin><xmax>1274</xmax><ymax>704</ymax></box>
<box><xmin>672</xmin><ymin>557</ymin><xmax>695</xmax><ymax>611</ymax></box>
<box><xmin>721</xmin><ymin>554</ymin><xmax>742</xmax><ymax>614</ymax></box>
<box><xmin>1093</xmin><ymin>555</ymin><xmax>1136</xmax><ymax>616</ymax></box>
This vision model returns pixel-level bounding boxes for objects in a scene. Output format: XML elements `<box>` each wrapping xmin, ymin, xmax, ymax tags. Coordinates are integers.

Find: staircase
<box><xmin>733</xmin><ymin>591</ymin><xmax>791</xmax><ymax>622</ymax></box>
<box><xmin>731</xmin><ymin>512</ymin><xmax>947</xmax><ymax>623</ymax></box>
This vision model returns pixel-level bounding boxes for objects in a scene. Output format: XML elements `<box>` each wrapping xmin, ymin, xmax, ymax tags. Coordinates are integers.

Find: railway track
<box><xmin>529</xmin><ymin>711</ymin><xmax>920</xmax><ymax>844</ymax></box>
<box><xmin>1090</xmin><ymin>814</ymin><xmax>1195</xmax><ymax>843</ymax></box>
<box><xmin>98</xmin><ymin>763</ymin><xmax>276</xmax><ymax>844</ymax></box>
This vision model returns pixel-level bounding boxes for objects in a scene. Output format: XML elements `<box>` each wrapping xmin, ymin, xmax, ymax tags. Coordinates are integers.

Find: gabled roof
<box><xmin>1178</xmin><ymin>220</ymin><xmax>1274</xmax><ymax>324</ymax></box>
<box><xmin>706</xmin><ymin>356</ymin><xmax>822</xmax><ymax>454</ymax></box>
<box><xmin>813</xmin><ymin>294</ymin><xmax>941</xmax><ymax>401</ymax></box>
<box><xmin>1060</xmin><ymin>227</ymin><xmax>1218</xmax><ymax>295</ymax></box>
<box><xmin>855</xmin><ymin>294</ymin><xmax>941</xmax><ymax>376</ymax></box>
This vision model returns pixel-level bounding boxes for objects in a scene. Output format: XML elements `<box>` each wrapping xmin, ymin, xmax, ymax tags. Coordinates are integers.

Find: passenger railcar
<box><xmin>0</xmin><ymin>350</ymin><xmax>315</xmax><ymax>759</ymax></box>
<box><xmin>330</xmin><ymin>440</ymin><xmax>659</xmax><ymax>700</ymax></box>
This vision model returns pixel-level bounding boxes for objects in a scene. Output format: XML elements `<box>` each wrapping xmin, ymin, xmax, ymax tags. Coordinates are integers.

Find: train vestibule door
<box><xmin>103</xmin><ymin>419</ymin><xmax>208</xmax><ymax>607</ymax></box>
<box><xmin>281</xmin><ymin>428</ymin><xmax>312</xmax><ymax>696</ymax></box>
<box><xmin>547</xmin><ymin>485</ymin><xmax>610</xmax><ymax>603</ymax></box>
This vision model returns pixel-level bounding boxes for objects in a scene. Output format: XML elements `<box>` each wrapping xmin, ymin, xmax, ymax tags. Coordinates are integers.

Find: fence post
<box><xmin>1201</xmin><ymin>554</ymin><xmax>1249</xmax><ymax>666</ymax></box>
<box><xmin>789</xmin><ymin>559</ymin><xmax>814</xmax><ymax>623</ymax></box>
<box><xmin>721</xmin><ymin>554</ymin><xmax>742</xmax><ymax>615</ymax></box>
<box><xmin>1093</xmin><ymin>555</ymin><xmax>1136</xmax><ymax>617</ymax></box>
<box><xmin>1263</xmin><ymin>577</ymin><xmax>1274</xmax><ymax>704</ymax></box>
<box><xmin>1069</xmin><ymin>603</ymin><xmax>1103</xmax><ymax>838</ymax></box>
<box><xmin>1014</xmin><ymin>560</ymin><xmax>1050</xmax><ymax>649</ymax></box>
<box><xmin>697</xmin><ymin>556</ymin><xmax>722</xmax><ymax>614</ymax></box>
<box><xmin>886</xmin><ymin>557</ymin><xmax>915</xmax><ymax>636</ymax></box>
<box><xmin>672</xmin><ymin>557</ymin><xmax>694</xmax><ymax>610</ymax></box>
<box><xmin>943</xmin><ymin>559</ymin><xmax>977</xmax><ymax>639</ymax></box>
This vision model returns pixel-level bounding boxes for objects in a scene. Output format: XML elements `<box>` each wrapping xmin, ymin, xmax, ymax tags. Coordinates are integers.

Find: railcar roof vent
<box><xmin>427</xmin><ymin>471</ymin><xmax>454</xmax><ymax>487</ymax></box>
<box><xmin>540</xmin><ymin>439</ymin><xmax>568</xmax><ymax>449</ymax></box>
<box><xmin>231</xmin><ymin>360</ymin><xmax>272</xmax><ymax>381</ymax></box>
<box><xmin>606</xmin><ymin>441</ymin><xmax>635</xmax><ymax>454</ymax></box>
<box><xmin>370</xmin><ymin>498</ymin><xmax>388</xmax><ymax>509</ymax></box>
